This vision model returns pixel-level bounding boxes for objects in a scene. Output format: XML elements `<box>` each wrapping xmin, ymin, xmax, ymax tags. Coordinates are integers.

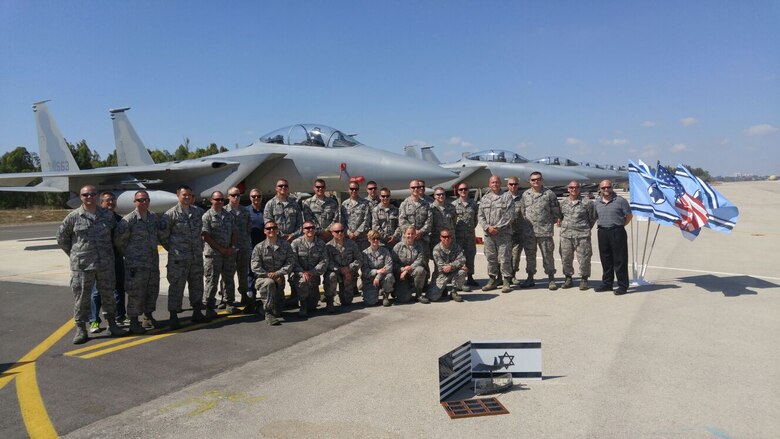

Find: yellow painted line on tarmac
<box><xmin>0</xmin><ymin>319</ymin><xmax>72</xmax><ymax>438</ymax></box>
<box><xmin>65</xmin><ymin>312</ymin><xmax>251</xmax><ymax>359</ymax></box>
<box><xmin>16</xmin><ymin>362</ymin><xmax>58</xmax><ymax>438</ymax></box>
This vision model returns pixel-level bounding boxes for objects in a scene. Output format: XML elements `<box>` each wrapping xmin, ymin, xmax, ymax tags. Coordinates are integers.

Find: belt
<box><xmin>598</xmin><ymin>225</ymin><xmax>621</xmax><ymax>231</ymax></box>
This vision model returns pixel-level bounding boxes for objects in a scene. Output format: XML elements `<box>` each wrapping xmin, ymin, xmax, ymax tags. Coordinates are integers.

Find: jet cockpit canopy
<box><xmin>532</xmin><ymin>156</ymin><xmax>580</xmax><ymax>167</ymax></box>
<box><xmin>259</xmin><ymin>124</ymin><xmax>361</xmax><ymax>148</ymax></box>
<box><xmin>466</xmin><ymin>149</ymin><xmax>529</xmax><ymax>164</ymax></box>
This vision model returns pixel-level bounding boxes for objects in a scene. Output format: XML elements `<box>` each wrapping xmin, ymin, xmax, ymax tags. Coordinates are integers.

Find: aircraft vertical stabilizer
<box><xmin>404</xmin><ymin>145</ymin><xmax>422</xmax><ymax>160</ymax></box>
<box><xmin>110</xmin><ymin>107</ymin><xmax>155</xmax><ymax>166</ymax></box>
<box><xmin>420</xmin><ymin>146</ymin><xmax>442</xmax><ymax>164</ymax></box>
<box><xmin>32</xmin><ymin>100</ymin><xmax>78</xmax><ymax>191</ymax></box>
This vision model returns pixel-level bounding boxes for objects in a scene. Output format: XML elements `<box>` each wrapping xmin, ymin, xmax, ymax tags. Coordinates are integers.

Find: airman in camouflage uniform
<box><xmin>202</xmin><ymin>191</ymin><xmax>237</xmax><ymax>318</ymax></box>
<box><xmin>290</xmin><ymin>221</ymin><xmax>329</xmax><ymax>316</ymax></box>
<box><xmin>342</xmin><ymin>182</ymin><xmax>372</xmax><ymax>250</ymax></box>
<box><xmin>365</xmin><ymin>180</ymin><xmax>380</xmax><ymax>210</ymax></box>
<box><xmin>429</xmin><ymin>228</ymin><xmax>469</xmax><ymax>302</ymax></box>
<box><xmin>453</xmin><ymin>183</ymin><xmax>479</xmax><ymax>287</ymax></box>
<box><xmin>362</xmin><ymin>230</ymin><xmax>394</xmax><ymax>306</ymax></box>
<box><xmin>398</xmin><ymin>179</ymin><xmax>433</xmax><ymax>260</ymax></box>
<box><xmin>478</xmin><ymin>176</ymin><xmax>515</xmax><ymax>293</ymax></box>
<box><xmin>559</xmin><ymin>181</ymin><xmax>597</xmax><ymax>290</ymax></box>
<box><xmin>264</xmin><ymin>179</ymin><xmax>303</xmax><ymax>242</ymax></box>
<box><xmin>226</xmin><ymin>187</ymin><xmax>253</xmax><ymax>312</ymax></box>
<box><xmin>251</xmin><ymin>221</ymin><xmax>296</xmax><ymax>326</ymax></box>
<box><xmin>392</xmin><ymin>227</ymin><xmax>426</xmax><ymax>303</ymax></box>
<box><xmin>115</xmin><ymin>190</ymin><xmax>165</xmax><ymax>334</ymax></box>
<box><xmin>161</xmin><ymin>185</ymin><xmax>208</xmax><ymax>329</ymax></box>
<box><xmin>372</xmin><ymin>187</ymin><xmax>400</xmax><ymax>247</ymax></box>
<box><xmin>519</xmin><ymin>172</ymin><xmax>562</xmax><ymax>290</ymax></box>
<box><xmin>507</xmin><ymin>176</ymin><xmax>526</xmax><ymax>284</ymax></box>
<box><xmin>324</xmin><ymin>223</ymin><xmax>361</xmax><ymax>310</ymax></box>
<box><xmin>57</xmin><ymin>185</ymin><xmax>125</xmax><ymax>343</ymax></box>
<box><xmin>302</xmin><ymin>179</ymin><xmax>341</xmax><ymax>242</ymax></box>
<box><xmin>430</xmin><ymin>186</ymin><xmax>457</xmax><ymax>253</ymax></box>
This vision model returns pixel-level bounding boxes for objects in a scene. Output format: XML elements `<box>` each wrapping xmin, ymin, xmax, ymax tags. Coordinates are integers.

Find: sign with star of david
<box><xmin>470</xmin><ymin>340</ymin><xmax>542</xmax><ymax>380</ymax></box>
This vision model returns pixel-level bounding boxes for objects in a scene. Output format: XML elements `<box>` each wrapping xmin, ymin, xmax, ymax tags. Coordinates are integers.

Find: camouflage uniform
<box><xmin>509</xmin><ymin>191</ymin><xmax>526</xmax><ymax>279</ymax></box>
<box><xmin>372</xmin><ymin>203</ymin><xmax>400</xmax><ymax>246</ymax></box>
<box><xmin>391</xmin><ymin>241</ymin><xmax>426</xmax><ymax>303</ymax></box>
<box><xmin>226</xmin><ymin>204</ymin><xmax>252</xmax><ymax>304</ymax></box>
<box><xmin>341</xmin><ymin>197</ymin><xmax>371</xmax><ymax>250</ymax></box>
<box><xmin>202</xmin><ymin>208</ymin><xmax>237</xmax><ymax>308</ymax></box>
<box><xmin>559</xmin><ymin>196</ymin><xmax>597</xmax><ymax>277</ymax></box>
<box><xmin>325</xmin><ymin>238</ymin><xmax>362</xmax><ymax>306</ymax></box>
<box><xmin>161</xmin><ymin>204</ymin><xmax>206</xmax><ymax>312</ymax></box>
<box><xmin>263</xmin><ymin>196</ymin><xmax>303</xmax><ymax>241</ymax></box>
<box><xmin>453</xmin><ymin>198</ymin><xmax>478</xmax><ymax>278</ymax></box>
<box><xmin>398</xmin><ymin>196</ymin><xmax>433</xmax><ymax>259</ymax></box>
<box><xmin>366</xmin><ymin>195</ymin><xmax>380</xmax><ymax>210</ymax></box>
<box><xmin>290</xmin><ymin>236</ymin><xmax>329</xmax><ymax>310</ymax></box>
<box><xmin>519</xmin><ymin>187</ymin><xmax>561</xmax><ymax>275</ymax></box>
<box><xmin>57</xmin><ymin>207</ymin><xmax>117</xmax><ymax>324</ymax></box>
<box><xmin>478</xmin><ymin>191</ymin><xmax>515</xmax><ymax>280</ymax></box>
<box><xmin>361</xmin><ymin>246</ymin><xmax>394</xmax><ymax>306</ymax></box>
<box><xmin>429</xmin><ymin>241</ymin><xmax>467</xmax><ymax>301</ymax></box>
<box><xmin>302</xmin><ymin>195</ymin><xmax>341</xmax><ymax>240</ymax></box>
<box><xmin>430</xmin><ymin>199</ymin><xmax>457</xmax><ymax>252</ymax></box>
<box><xmin>251</xmin><ymin>239</ymin><xmax>295</xmax><ymax>318</ymax></box>
<box><xmin>115</xmin><ymin>209</ymin><xmax>164</xmax><ymax>318</ymax></box>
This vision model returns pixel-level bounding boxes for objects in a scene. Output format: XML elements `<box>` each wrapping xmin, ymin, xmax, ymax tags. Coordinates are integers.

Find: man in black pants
<box><xmin>594</xmin><ymin>180</ymin><xmax>632</xmax><ymax>295</ymax></box>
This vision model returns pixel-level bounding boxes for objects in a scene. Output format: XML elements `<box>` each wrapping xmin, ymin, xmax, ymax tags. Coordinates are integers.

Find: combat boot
<box><xmin>548</xmin><ymin>275</ymin><xmax>558</xmax><ymax>291</ymax></box>
<box><xmin>106</xmin><ymin>317</ymin><xmax>127</xmax><ymax>337</ymax></box>
<box><xmin>502</xmin><ymin>277</ymin><xmax>513</xmax><ymax>294</ymax></box>
<box><xmin>417</xmin><ymin>294</ymin><xmax>430</xmax><ymax>304</ymax></box>
<box><xmin>298</xmin><ymin>302</ymin><xmax>308</xmax><ymax>317</ymax></box>
<box><xmin>191</xmin><ymin>308</ymin><xmax>208</xmax><ymax>324</ymax></box>
<box><xmin>466</xmin><ymin>276</ymin><xmax>479</xmax><ymax>287</ymax></box>
<box><xmin>325</xmin><ymin>296</ymin><xmax>335</xmax><ymax>313</ymax></box>
<box><xmin>73</xmin><ymin>322</ymin><xmax>88</xmax><ymax>345</ymax></box>
<box><xmin>242</xmin><ymin>300</ymin><xmax>256</xmax><ymax>314</ymax></box>
<box><xmin>562</xmin><ymin>276</ymin><xmax>574</xmax><ymax>289</ymax></box>
<box><xmin>128</xmin><ymin>316</ymin><xmax>146</xmax><ymax>335</ymax></box>
<box><xmin>265</xmin><ymin>313</ymin><xmax>280</xmax><ymax>326</ymax></box>
<box><xmin>205</xmin><ymin>307</ymin><xmax>218</xmax><ymax>320</ymax></box>
<box><xmin>381</xmin><ymin>289</ymin><xmax>391</xmax><ymax>307</ymax></box>
<box><xmin>451</xmin><ymin>290</ymin><xmax>464</xmax><ymax>302</ymax></box>
<box><xmin>520</xmin><ymin>275</ymin><xmax>535</xmax><ymax>288</ymax></box>
<box><xmin>482</xmin><ymin>278</ymin><xmax>498</xmax><ymax>291</ymax></box>
<box><xmin>142</xmin><ymin>312</ymin><xmax>156</xmax><ymax>329</ymax></box>
<box><xmin>461</xmin><ymin>283</ymin><xmax>472</xmax><ymax>293</ymax></box>
<box><xmin>579</xmin><ymin>277</ymin><xmax>589</xmax><ymax>291</ymax></box>
<box><xmin>169</xmin><ymin>312</ymin><xmax>181</xmax><ymax>330</ymax></box>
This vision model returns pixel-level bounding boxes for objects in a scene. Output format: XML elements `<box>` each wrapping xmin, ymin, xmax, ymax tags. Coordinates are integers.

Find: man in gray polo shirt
<box><xmin>594</xmin><ymin>179</ymin><xmax>632</xmax><ymax>295</ymax></box>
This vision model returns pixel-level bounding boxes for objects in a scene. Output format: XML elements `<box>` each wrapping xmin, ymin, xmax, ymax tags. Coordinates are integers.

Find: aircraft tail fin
<box><xmin>32</xmin><ymin>100</ymin><xmax>78</xmax><ymax>191</ymax></box>
<box><xmin>404</xmin><ymin>145</ymin><xmax>421</xmax><ymax>160</ymax></box>
<box><xmin>110</xmin><ymin>107</ymin><xmax>155</xmax><ymax>166</ymax></box>
<box><xmin>420</xmin><ymin>146</ymin><xmax>441</xmax><ymax>164</ymax></box>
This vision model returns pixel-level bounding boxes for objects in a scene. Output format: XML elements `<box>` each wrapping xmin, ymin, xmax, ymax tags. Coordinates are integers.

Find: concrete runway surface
<box><xmin>0</xmin><ymin>181</ymin><xmax>778</xmax><ymax>438</ymax></box>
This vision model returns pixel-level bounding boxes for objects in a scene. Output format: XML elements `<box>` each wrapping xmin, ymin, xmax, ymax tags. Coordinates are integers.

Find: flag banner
<box><xmin>674</xmin><ymin>165</ymin><xmax>739</xmax><ymax>233</ymax></box>
<box><xmin>628</xmin><ymin>160</ymin><xmax>681</xmax><ymax>226</ymax></box>
<box><xmin>655</xmin><ymin>163</ymin><xmax>709</xmax><ymax>237</ymax></box>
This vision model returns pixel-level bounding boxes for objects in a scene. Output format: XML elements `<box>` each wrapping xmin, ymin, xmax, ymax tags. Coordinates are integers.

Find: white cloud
<box><xmin>446</xmin><ymin>136</ymin><xmax>473</xmax><ymax>148</ymax></box>
<box><xmin>720</xmin><ymin>138</ymin><xmax>730</xmax><ymax>145</ymax></box>
<box><xmin>639</xmin><ymin>144</ymin><xmax>659</xmax><ymax>160</ymax></box>
<box><xmin>641</xmin><ymin>121</ymin><xmax>659</xmax><ymax>128</ymax></box>
<box><xmin>514</xmin><ymin>142</ymin><xmax>530</xmax><ymax>150</ymax></box>
<box><xmin>671</xmin><ymin>143</ymin><xmax>688</xmax><ymax>153</ymax></box>
<box><xmin>565</xmin><ymin>137</ymin><xmax>583</xmax><ymax>145</ymax></box>
<box><xmin>744</xmin><ymin>124</ymin><xmax>778</xmax><ymax>137</ymax></box>
<box><xmin>409</xmin><ymin>139</ymin><xmax>430</xmax><ymax>147</ymax></box>
<box><xmin>600</xmin><ymin>138</ymin><xmax>629</xmax><ymax>146</ymax></box>
<box><xmin>680</xmin><ymin>117</ymin><xmax>698</xmax><ymax>127</ymax></box>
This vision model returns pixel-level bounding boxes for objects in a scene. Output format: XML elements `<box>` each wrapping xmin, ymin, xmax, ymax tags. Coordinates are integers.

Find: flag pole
<box><xmin>640</xmin><ymin>222</ymin><xmax>661</xmax><ymax>279</ymax></box>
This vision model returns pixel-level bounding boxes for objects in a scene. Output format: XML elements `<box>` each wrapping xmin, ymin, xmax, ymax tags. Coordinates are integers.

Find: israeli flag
<box><xmin>628</xmin><ymin>160</ymin><xmax>681</xmax><ymax>226</ymax></box>
<box><xmin>675</xmin><ymin>165</ymin><xmax>739</xmax><ymax>233</ymax></box>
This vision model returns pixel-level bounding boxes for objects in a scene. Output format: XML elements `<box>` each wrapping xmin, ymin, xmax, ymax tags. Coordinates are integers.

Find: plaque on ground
<box><xmin>441</xmin><ymin>397</ymin><xmax>509</xmax><ymax>419</ymax></box>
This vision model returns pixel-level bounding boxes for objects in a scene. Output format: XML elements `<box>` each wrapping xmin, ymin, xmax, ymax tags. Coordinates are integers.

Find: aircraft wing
<box><xmin>438</xmin><ymin>164</ymin><xmax>492</xmax><ymax>189</ymax></box>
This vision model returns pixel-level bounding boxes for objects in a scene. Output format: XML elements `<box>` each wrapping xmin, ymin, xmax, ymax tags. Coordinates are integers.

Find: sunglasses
<box><xmin>264</xmin><ymin>226</ymin><xmax>278</xmax><ymax>231</ymax></box>
<box><xmin>80</xmin><ymin>192</ymin><xmax>97</xmax><ymax>197</ymax></box>
<box><xmin>507</xmin><ymin>183</ymin><xmax>518</xmax><ymax>186</ymax></box>
<box><xmin>380</xmin><ymin>195</ymin><xmax>390</xmax><ymax>198</ymax></box>
<box><xmin>457</xmin><ymin>188</ymin><xmax>468</xmax><ymax>192</ymax></box>
<box><xmin>332</xmin><ymin>229</ymin><xmax>344</xmax><ymax>234</ymax></box>
<box><xmin>600</xmin><ymin>186</ymin><xmax>612</xmax><ymax>189</ymax></box>
<box><xmin>410</xmin><ymin>185</ymin><xmax>423</xmax><ymax>190</ymax></box>
<box><xmin>349</xmin><ymin>187</ymin><xmax>359</xmax><ymax>191</ymax></box>
<box><xmin>434</xmin><ymin>193</ymin><xmax>445</xmax><ymax>196</ymax></box>
<box><xmin>134</xmin><ymin>198</ymin><xmax>150</xmax><ymax>203</ymax></box>
<box><xmin>440</xmin><ymin>235</ymin><xmax>452</xmax><ymax>239</ymax></box>
<box><xmin>277</xmin><ymin>184</ymin><xmax>289</xmax><ymax>188</ymax></box>
<box><xmin>367</xmin><ymin>187</ymin><xmax>377</xmax><ymax>190</ymax></box>
<box><xmin>212</xmin><ymin>198</ymin><xmax>225</xmax><ymax>203</ymax></box>
<box><xmin>228</xmin><ymin>193</ymin><xmax>240</xmax><ymax>197</ymax></box>
<box><xmin>250</xmin><ymin>195</ymin><xmax>261</xmax><ymax>199</ymax></box>
<box><xmin>303</xmin><ymin>226</ymin><xmax>315</xmax><ymax>230</ymax></box>
<box><xmin>530</xmin><ymin>178</ymin><xmax>541</xmax><ymax>182</ymax></box>
<box><xmin>314</xmin><ymin>185</ymin><xmax>325</xmax><ymax>189</ymax></box>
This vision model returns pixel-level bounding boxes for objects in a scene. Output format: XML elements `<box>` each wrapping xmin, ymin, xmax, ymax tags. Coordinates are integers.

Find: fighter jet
<box><xmin>409</xmin><ymin>146</ymin><xmax>588</xmax><ymax>190</ymax></box>
<box><xmin>530</xmin><ymin>156</ymin><xmax>627</xmax><ymax>184</ymax></box>
<box><xmin>0</xmin><ymin>101</ymin><xmax>456</xmax><ymax>212</ymax></box>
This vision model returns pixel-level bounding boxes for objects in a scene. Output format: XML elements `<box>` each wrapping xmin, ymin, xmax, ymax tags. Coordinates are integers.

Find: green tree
<box><xmin>0</xmin><ymin>147</ymin><xmax>38</xmax><ymax>172</ymax></box>
<box><xmin>149</xmin><ymin>148</ymin><xmax>174</xmax><ymax>163</ymax></box>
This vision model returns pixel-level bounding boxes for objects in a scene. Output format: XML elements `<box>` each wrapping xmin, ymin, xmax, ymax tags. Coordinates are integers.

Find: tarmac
<box><xmin>0</xmin><ymin>180</ymin><xmax>778</xmax><ymax>438</ymax></box>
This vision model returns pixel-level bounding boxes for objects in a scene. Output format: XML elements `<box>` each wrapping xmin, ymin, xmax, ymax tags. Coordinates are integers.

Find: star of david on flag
<box><xmin>628</xmin><ymin>160</ymin><xmax>680</xmax><ymax>226</ymax></box>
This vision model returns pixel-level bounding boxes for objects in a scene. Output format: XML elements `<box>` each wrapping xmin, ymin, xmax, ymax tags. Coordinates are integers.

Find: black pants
<box><xmin>597</xmin><ymin>226</ymin><xmax>629</xmax><ymax>290</ymax></box>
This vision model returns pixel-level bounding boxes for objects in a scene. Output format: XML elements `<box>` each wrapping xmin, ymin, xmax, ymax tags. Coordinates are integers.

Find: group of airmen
<box><xmin>58</xmin><ymin>171</ymin><xmax>631</xmax><ymax>344</ymax></box>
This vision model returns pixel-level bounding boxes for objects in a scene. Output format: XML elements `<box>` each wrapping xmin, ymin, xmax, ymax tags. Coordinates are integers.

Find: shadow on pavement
<box><xmin>676</xmin><ymin>274</ymin><xmax>778</xmax><ymax>297</ymax></box>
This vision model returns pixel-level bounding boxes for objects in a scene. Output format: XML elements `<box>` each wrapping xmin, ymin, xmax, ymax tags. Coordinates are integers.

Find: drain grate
<box><xmin>441</xmin><ymin>397</ymin><xmax>509</xmax><ymax>419</ymax></box>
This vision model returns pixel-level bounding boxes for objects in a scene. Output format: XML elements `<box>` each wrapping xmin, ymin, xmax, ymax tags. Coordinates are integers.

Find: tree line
<box><xmin>0</xmin><ymin>139</ymin><xmax>229</xmax><ymax>209</ymax></box>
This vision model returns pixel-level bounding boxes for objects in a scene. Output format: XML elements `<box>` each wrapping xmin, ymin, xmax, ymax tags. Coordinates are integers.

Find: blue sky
<box><xmin>1</xmin><ymin>1</ymin><xmax>778</xmax><ymax>176</ymax></box>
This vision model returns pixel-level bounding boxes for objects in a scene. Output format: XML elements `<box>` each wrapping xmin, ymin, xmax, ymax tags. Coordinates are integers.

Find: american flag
<box><xmin>656</xmin><ymin>163</ymin><xmax>708</xmax><ymax>233</ymax></box>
